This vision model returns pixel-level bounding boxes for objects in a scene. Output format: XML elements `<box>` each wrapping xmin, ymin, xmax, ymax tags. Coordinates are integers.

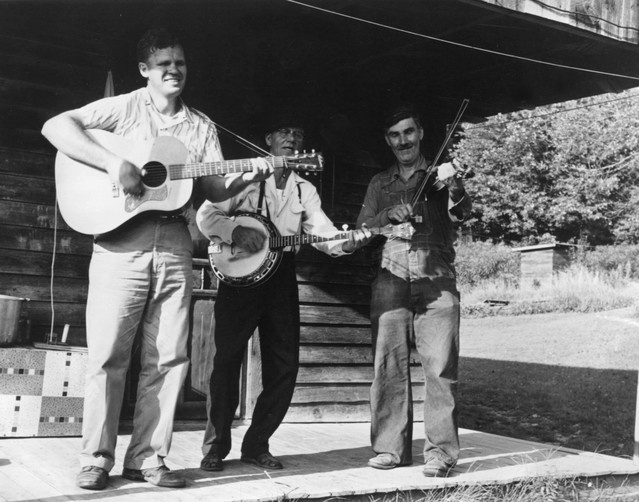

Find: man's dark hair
<box><xmin>383</xmin><ymin>104</ymin><xmax>422</xmax><ymax>133</ymax></box>
<box><xmin>136</xmin><ymin>28</ymin><xmax>182</xmax><ymax>63</ymax></box>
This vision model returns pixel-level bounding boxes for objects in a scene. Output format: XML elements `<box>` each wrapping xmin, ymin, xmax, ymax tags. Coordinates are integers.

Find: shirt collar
<box><xmin>142</xmin><ymin>87</ymin><xmax>191</xmax><ymax>124</ymax></box>
<box><xmin>390</xmin><ymin>155</ymin><xmax>429</xmax><ymax>179</ymax></box>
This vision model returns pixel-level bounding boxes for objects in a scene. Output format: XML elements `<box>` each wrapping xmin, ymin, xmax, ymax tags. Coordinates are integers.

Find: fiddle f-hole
<box><xmin>142</xmin><ymin>161</ymin><xmax>168</xmax><ymax>188</ymax></box>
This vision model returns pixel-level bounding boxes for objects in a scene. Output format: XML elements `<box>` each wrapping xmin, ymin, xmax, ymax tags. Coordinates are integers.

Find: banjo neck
<box><xmin>270</xmin><ymin>225</ymin><xmax>412</xmax><ymax>249</ymax></box>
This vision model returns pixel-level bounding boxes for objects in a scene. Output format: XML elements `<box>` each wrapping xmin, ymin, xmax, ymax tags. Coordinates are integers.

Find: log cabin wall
<box><xmin>0</xmin><ymin>10</ymin><xmax>110</xmax><ymax>347</ymax></box>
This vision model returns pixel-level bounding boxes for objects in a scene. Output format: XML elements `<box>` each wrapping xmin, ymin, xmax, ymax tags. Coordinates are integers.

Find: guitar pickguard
<box><xmin>124</xmin><ymin>186</ymin><xmax>169</xmax><ymax>213</ymax></box>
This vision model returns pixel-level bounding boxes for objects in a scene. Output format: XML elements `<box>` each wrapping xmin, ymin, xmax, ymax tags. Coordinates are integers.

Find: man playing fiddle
<box><xmin>356</xmin><ymin>104</ymin><xmax>471</xmax><ymax>477</ymax></box>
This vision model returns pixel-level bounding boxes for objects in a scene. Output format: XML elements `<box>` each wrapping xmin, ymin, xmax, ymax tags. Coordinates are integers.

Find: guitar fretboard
<box><xmin>169</xmin><ymin>157</ymin><xmax>289</xmax><ymax>180</ymax></box>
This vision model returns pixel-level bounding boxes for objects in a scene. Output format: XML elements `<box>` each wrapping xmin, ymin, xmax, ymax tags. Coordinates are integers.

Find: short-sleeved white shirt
<box><xmin>77</xmin><ymin>87</ymin><xmax>223</xmax><ymax>164</ymax></box>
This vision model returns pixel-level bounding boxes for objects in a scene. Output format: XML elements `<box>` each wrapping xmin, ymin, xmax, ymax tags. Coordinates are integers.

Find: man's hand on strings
<box><xmin>387</xmin><ymin>203</ymin><xmax>413</xmax><ymax>223</ymax></box>
<box><xmin>242</xmin><ymin>157</ymin><xmax>273</xmax><ymax>183</ymax></box>
<box><xmin>232</xmin><ymin>225</ymin><xmax>266</xmax><ymax>253</ymax></box>
<box><xmin>438</xmin><ymin>161</ymin><xmax>466</xmax><ymax>201</ymax></box>
<box><xmin>342</xmin><ymin>225</ymin><xmax>373</xmax><ymax>253</ymax></box>
<box><xmin>107</xmin><ymin>157</ymin><xmax>144</xmax><ymax>197</ymax></box>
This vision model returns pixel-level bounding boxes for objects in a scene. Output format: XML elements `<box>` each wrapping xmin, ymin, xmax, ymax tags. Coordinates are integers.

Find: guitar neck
<box><xmin>270</xmin><ymin>226</ymin><xmax>385</xmax><ymax>249</ymax></box>
<box><xmin>169</xmin><ymin>156</ymin><xmax>288</xmax><ymax>179</ymax></box>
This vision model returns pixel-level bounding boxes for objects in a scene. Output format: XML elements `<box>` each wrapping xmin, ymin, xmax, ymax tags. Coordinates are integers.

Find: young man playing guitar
<box><xmin>41</xmin><ymin>28</ymin><xmax>271</xmax><ymax>491</ymax></box>
<box><xmin>196</xmin><ymin>113</ymin><xmax>372</xmax><ymax>472</ymax></box>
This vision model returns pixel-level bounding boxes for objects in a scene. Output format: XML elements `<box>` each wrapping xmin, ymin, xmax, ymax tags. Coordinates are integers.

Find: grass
<box><xmin>321</xmin><ymin>476</ymin><xmax>639</xmax><ymax>501</ymax></box>
<box><xmin>457</xmin><ymin>248</ymin><xmax>639</xmax><ymax>317</ymax></box>
<box><xmin>460</xmin><ymin>265</ymin><xmax>639</xmax><ymax>317</ymax></box>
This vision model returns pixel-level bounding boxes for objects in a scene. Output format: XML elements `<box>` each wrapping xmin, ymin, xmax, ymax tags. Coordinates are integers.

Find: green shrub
<box><xmin>457</xmin><ymin>241</ymin><xmax>639</xmax><ymax>317</ymax></box>
<box><xmin>575</xmin><ymin>243</ymin><xmax>639</xmax><ymax>279</ymax></box>
<box><xmin>456</xmin><ymin>241</ymin><xmax>520</xmax><ymax>288</ymax></box>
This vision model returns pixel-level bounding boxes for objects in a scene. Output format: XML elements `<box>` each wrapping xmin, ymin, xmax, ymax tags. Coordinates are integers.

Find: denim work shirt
<box><xmin>356</xmin><ymin>156</ymin><xmax>472</xmax><ymax>282</ymax></box>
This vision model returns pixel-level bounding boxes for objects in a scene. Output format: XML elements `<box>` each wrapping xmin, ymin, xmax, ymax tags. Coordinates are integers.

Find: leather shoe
<box><xmin>241</xmin><ymin>451</ymin><xmax>283</xmax><ymax>469</ymax></box>
<box><xmin>200</xmin><ymin>449</ymin><xmax>224</xmax><ymax>471</ymax></box>
<box><xmin>76</xmin><ymin>465</ymin><xmax>109</xmax><ymax>490</ymax></box>
<box><xmin>368</xmin><ymin>453</ymin><xmax>403</xmax><ymax>470</ymax></box>
<box><xmin>122</xmin><ymin>465</ymin><xmax>186</xmax><ymax>488</ymax></box>
<box><xmin>422</xmin><ymin>457</ymin><xmax>455</xmax><ymax>477</ymax></box>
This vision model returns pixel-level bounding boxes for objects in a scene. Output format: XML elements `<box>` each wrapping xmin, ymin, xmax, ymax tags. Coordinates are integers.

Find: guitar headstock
<box><xmin>380</xmin><ymin>222</ymin><xmax>415</xmax><ymax>240</ymax></box>
<box><xmin>285</xmin><ymin>151</ymin><xmax>324</xmax><ymax>173</ymax></box>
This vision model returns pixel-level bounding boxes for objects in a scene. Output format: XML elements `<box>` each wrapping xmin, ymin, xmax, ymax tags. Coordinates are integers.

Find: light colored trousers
<box><xmin>79</xmin><ymin>217</ymin><xmax>192</xmax><ymax>472</ymax></box>
<box><xmin>370</xmin><ymin>268</ymin><xmax>460</xmax><ymax>467</ymax></box>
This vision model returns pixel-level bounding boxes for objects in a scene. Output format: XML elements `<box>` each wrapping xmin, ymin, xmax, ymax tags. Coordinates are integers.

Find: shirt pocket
<box><xmin>381</xmin><ymin>186</ymin><xmax>405</xmax><ymax>207</ymax></box>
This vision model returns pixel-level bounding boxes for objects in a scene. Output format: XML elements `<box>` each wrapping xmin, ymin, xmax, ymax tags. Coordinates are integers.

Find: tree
<box><xmin>453</xmin><ymin>89</ymin><xmax>639</xmax><ymax>245</ymax></box>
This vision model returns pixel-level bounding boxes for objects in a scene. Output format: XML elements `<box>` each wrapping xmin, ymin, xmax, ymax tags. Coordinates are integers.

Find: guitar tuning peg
<box><xmin>312</xmin><ymin>149</ymin><xmax>316</xmax><ymax>154</ymax></box>
<box><xmin>342</xmin><ymin>224</ymin><xmax>349</xmax><ymax>231</ymax></box>
<box><xmin>294</xmin><ymin>150</ymin><xmax>299</xmax><ymax>155</ymax></box>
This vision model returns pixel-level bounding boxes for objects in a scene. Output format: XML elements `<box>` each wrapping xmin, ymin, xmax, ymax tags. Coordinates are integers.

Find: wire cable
<box><xmin>286</xmin><ymin>0</ymin><xmax>639</xmax><ymax>82</ymax></box>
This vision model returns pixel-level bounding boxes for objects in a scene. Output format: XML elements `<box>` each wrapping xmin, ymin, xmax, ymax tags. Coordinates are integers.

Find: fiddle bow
<box><xmin>409</xmin><ymin>98</ymin><xmax>470</xmax><ymax>206</ymax></box>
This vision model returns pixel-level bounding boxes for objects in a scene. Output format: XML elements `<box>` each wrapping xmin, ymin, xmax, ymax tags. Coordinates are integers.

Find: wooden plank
<box><xmin>296</xmin><ymin>365</ymin><xmax>424</xmax><ymax>384</ymax></box>
<box><xmin>1</xmin><ymin>274</ymin><xmax>87</xmax><ymax>302</ymax></box>
<box><xmin>284</xmin><ymin>402</ymin><xmax>373</xmax><ymax>422</ymax></box>
<box><xmin>0</xmin><ymin>200</ymin><xmax>70</xmax><ymax>230</ymax></box>
<box><xmin>0</xmin><ymin>77</ymin><xmax>95</xmax><ymax>112</ymax></box>
<box><xmin>292</xmin><ymin>383</ymin><xmax>425</xmax><ymax>404</ymax></box>
<box><xmin>188</xmin><ymin>297</ymin><xmax>216</xmax><ymax>397</ymax></box>
<box><xmin>0</xmin><ymin>224</ymin><xmax>92</xmax><ymax>255</ymax></box>
<box><xmin>300</xmin><ymin>325</ymin><xmax>371</xmax><ymax>344</ymax></box>
<box><xmin>298</xmin><ymin>283</ymin><xmax>370</xmax><ymax>305</ymax></box>
<box><xmin>0</xmin><ymin>172</ymin><xmax>56</xmax><ymax>204</ymax></box>
<box><xmin>477</xmin><ymin>0</ymin><xmax>639</xmax><ymax>43</ymax></box>
<box><xmin>2</xmin><ymin>248</ymin><xmax>89</xmax><ymax>279</ymax></box>
<box><xmin>0</xmin><ymin>127</ymin><xmax>52</xmax><ymax>152</ymax></box>
<box><xmin>300</xmin><ymin>304</ymin><xmax>370</xmax><ymax>325</ymax></box>
<box><xmin>0</xmin><ymin>102</ymin><xmax>55</xmax><ymax>136</ymax></box>
<box><xmin>0</xmin><ymin>147</ymin><xmax>54</xmax><ymax>177</ymax></box>
<box><xmin>0</xmin><ymin>32</ymin><xmax>105</xmax><ymax>70</ymax></box>
<box><xmin>299</xmin><ymin>345</ymin><xmax>371</xmax><ymax>364</ymax></box>
<box><xmin>0</xmin><ymin>6</ymin><xmax>113</xmax><ymax>54</ymax></box>
<box><xmin>300</xmin><ymin>345</ymin><xmax>422</xmax><ymax>365</ymax></box>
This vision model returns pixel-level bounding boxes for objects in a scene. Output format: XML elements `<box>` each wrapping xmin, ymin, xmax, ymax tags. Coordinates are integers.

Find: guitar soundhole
<box><xmin>142</xmin><ymin>161</ymin><xmax>168</xmax><ymax>188</ymax></box>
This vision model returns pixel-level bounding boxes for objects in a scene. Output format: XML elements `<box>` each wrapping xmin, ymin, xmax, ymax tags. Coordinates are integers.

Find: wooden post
<box><xmin>635</xmin><ymin>370</ymin><xmax>639</xmax><ymax>463</ymax></box>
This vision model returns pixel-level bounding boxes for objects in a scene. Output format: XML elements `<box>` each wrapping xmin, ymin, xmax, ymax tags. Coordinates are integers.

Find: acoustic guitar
<box><xmin>207</xmin><ymin>212</ymin><xmax>415</xmax><ymax>287</ymax></box>
<box><xmin>54</xmin><ymin>129</ymin><xmax>323</xmax><ymax>235</ymax></box>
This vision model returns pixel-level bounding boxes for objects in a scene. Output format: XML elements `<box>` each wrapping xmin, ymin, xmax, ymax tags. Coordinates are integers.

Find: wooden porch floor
<box><xmin>1</xmin><ymin>422</ymin><xmax>637</xmax><ymax>502</ymax></box>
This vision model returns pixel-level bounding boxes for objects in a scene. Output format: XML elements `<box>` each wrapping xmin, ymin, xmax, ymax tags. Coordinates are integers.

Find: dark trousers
<box><xmin>202</xmin><ymin>253</ymin><xmax>300</xmax><ymax>458</ymax></box>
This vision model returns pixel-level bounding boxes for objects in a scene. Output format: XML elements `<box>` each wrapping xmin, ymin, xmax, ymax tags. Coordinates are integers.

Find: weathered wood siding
<box><xmin>0</xmin><ymin>12</ymin><xmax>108</xmax><ymax>346</ymax></box>
<box><xmin>477</xmin><ymin>0</ymin><xmax>639</xmax><ymax>43</ymax></box>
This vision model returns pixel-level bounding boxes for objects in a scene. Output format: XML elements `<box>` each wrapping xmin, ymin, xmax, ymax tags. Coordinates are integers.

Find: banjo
<box><xmin>207</xmin><ymin>212</ymin><xmax>415</xmax><ymax>287</ymax></box>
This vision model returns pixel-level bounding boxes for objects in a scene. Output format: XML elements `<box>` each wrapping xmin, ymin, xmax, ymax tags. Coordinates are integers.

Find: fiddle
<box><xmin>430</xmin><ymin>159</ymin><xmax>474</xmax><ymax>192</ymax></box>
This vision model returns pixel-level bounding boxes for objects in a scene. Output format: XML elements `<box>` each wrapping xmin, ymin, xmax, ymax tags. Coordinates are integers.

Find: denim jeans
<box><xmin>369</xmin><ymin>268</ymin><xmax>460</xmax><ymax>466</ymax></box>
<box><xmin>80</xmin><ymin>216</ymin><xmax>192</xmax><ymax>472</ymax></box>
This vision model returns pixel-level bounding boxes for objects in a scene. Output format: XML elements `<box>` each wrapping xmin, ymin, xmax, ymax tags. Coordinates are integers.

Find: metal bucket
<box><xmin>0</xmin><ymin>294</ymin><xmax>29</xmax><ymax>347</ymax></box>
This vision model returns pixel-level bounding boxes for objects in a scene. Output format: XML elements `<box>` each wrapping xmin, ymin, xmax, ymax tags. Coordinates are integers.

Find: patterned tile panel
<box><xmin>0</xmin><ymin>348</ymin><xmax>87</xmax><ymax>437</ymax></box>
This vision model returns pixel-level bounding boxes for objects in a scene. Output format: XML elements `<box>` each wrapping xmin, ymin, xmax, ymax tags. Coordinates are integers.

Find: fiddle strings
<box><xmin>410</xmin><ymin>98</ymin><xmax>469</xmax><ymax>206</ymax></box>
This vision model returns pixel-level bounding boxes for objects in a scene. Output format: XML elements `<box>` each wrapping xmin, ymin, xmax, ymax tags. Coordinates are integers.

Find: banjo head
<box><xmin>208</xmin><ymin>213</ymin><xmax>283</xmax><ymax>287</ymax></box>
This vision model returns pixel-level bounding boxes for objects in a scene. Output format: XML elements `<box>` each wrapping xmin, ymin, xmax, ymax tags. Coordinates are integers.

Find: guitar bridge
<box><xmin>110</xmin><ymin>182</ymin><xmax>120</xmax><ymax>198</ymax></box>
